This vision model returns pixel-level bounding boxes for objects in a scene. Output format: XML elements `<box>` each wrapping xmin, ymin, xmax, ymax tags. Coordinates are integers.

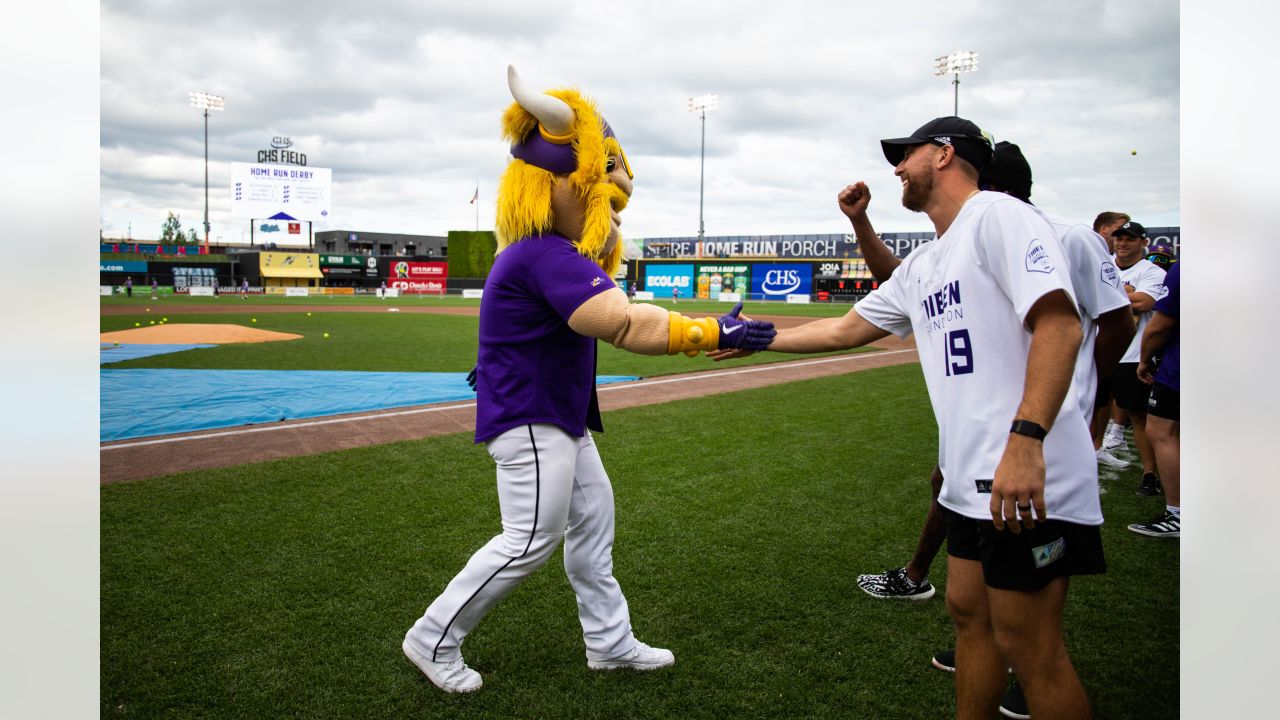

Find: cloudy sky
<box><xmin>100</xmin><ymin>0</ymin><xmax>1179</xmax><ymax>247</ymax></box>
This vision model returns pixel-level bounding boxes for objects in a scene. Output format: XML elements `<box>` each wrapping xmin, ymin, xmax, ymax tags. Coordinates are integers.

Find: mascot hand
<box><xmin>466</xmin><ymin>366</ymin><xmax>477</xmax><ymax>392</ymax></box>
<box><xmin>716</xmin><ymin>302</ymin><xmax>776</xmax><ymax>351</ymax></box>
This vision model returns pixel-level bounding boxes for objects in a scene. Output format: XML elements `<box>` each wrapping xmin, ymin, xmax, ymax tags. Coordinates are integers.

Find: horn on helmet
<box><xmin>507</xmin><ymin>65</ymin><xmax>574</xmax><ymax>140</ymax></box>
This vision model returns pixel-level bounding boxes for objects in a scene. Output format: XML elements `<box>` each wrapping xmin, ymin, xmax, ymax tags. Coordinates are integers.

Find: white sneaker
<box><xmin>1096</xmin><ymin>447</ymin><xmax>1130</xmax><ymax>469</ymax></box>
<box><xmin>1102</xmin><ymin>424</ymin><xmax>1127</xmax><ymax>451</ymax></box>
<box><xmin>402</xmin><ymin>638</ymin><xmax>482</xmax><ymax>693</ymax></box>
<box><xmin>587</xmin><ymin>641</ymin><xmax>675</xmax><ymax>671</ymax></box>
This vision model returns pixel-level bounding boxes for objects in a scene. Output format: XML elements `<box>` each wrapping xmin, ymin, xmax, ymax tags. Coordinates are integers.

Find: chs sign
<box><xmin>257</xmin><ymin>136</ymin><xmax>307</xmax><ymax>166</ymax></box>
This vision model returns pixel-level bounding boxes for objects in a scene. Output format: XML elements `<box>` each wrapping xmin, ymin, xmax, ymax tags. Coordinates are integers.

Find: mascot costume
<box><xmin>402</xmin><ymin>66</ymin><xmax>775</xmax><ymax>693</ymax></box>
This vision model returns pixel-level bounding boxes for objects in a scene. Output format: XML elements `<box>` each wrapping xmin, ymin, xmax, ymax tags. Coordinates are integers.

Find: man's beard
<box><xmin>901</xmin><ymin>169</ymin><xmax>933</xmax><ymax>212</ymax></box>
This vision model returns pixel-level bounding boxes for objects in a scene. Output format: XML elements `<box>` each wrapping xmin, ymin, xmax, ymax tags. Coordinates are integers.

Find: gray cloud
<box><xmin>100</xmin><ymin>0</ymin><xmax>1179</xmax><ymax>244</ymax></box>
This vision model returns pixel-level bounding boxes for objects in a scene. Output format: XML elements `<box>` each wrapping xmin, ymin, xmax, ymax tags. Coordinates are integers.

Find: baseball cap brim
<box><xmin>881</xmin><ymin>136</ymin><xmax>927</xmax><ymax>167</ymax></box>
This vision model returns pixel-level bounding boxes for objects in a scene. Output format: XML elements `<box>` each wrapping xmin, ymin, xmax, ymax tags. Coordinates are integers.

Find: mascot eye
<box><xmin>606</xmin><ymin>157</ymin><xmax>617</xmax><ymax>172</ymax></box>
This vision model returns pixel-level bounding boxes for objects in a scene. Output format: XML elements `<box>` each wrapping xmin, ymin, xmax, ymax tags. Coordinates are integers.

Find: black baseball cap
<box><xmin>881</xmin><ymin>116</ymin><xmax>995</xmax><ymax>169</ymax></box>
<box><xmin>1112</xmin><ymin>221</ymin><xmax>1147</xmax><ymax>239</ymax></box>
<box><xmin>979</xmin><ymin>141</ymin><xmax>1033</xmax><ymax>201</ymax></box>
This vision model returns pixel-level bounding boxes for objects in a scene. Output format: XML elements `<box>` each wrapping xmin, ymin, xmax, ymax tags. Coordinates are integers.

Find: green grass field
<box><xmin>100</xmin><ymin>293</ymin><xmax>859</xmax><ymax>317</ymax></box>
<box><xmin>100</xmin><ymin>307</ymin><xmax>869</xmax><ymax>377</ymax></box>
<box><xmin>100</xmin><ymin>364</ymin><xmax>1179</xmax><ymax>719</ymax></box>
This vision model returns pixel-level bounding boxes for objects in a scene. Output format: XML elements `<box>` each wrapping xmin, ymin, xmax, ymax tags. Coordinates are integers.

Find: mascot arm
<box><xmin>567</xmin><ymin>288</ymin><xmax>718</xmax><ymax>355</ymax></box>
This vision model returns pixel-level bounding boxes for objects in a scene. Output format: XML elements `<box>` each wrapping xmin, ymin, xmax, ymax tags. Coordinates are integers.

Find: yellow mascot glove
<box><xmin>667</xmin><ymin>311</ymin><xmax>720</xmax><ymax>356</ymax></box>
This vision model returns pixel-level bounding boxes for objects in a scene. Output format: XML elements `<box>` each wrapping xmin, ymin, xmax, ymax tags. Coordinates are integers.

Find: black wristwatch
<box><xmin>1009</xmin><ymin>419</ymin><xmax>1048</xmax><ymax>441</ymax></box>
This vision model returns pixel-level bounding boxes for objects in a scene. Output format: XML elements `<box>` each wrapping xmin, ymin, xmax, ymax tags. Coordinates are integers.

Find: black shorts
<box><xmin>1147</xmin><ymin>381</ymin><xmax>1179</xmax><ymax>421</ymax></box>
<box><xmin>1109</xmin><ymin>362</ymin><xmax>1152</xmax><ymax>414</ymax></box>
<box><xmin>943</xmin><ymin>506</ymin><xmax>1106</xmax><ymax>591</ymax></box>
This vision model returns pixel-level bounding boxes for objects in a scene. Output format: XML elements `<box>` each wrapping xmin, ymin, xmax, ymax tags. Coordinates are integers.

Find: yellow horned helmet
<box><xmin>496</xmin><ymin>65</ymin><xmax>633</xmax><ymax>275</ymax></box>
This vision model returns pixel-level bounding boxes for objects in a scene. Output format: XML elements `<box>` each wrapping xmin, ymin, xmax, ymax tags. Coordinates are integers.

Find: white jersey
<box><xmin>855</xmin><ymin>192</ymin><xmax>1101</xmax><ymax>525</ymax></box>
<box><xmin>1114</xmin><ymin>258</ymin><xmax>1167</xmax><ymax>363</ymax></box>
<box><xmin>1034</xmin><ymin>209</ymin><xmax>1131</xmax><ymax>419</ymax></box>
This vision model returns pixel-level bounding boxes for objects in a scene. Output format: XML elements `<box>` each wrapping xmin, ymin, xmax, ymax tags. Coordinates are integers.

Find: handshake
<box><xmin>715</xmin><ymin>302</ymin><xmax>777</xmax><ymax>351</ymax></box>
<box><xmin>669</xmin><ymin>301</ymin><xmax>777</xmax><ymax>357</ymax></box>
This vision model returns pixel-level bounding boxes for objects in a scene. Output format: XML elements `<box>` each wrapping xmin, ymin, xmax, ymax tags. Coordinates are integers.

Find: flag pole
<box><xmin>474</xmin><ymin>182</ymin><xmax>479</xmax><ymax>231</ymax></box>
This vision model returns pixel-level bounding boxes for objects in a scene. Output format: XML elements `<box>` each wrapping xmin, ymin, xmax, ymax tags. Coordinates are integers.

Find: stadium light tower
<box><xmin>688</xmin><ymin>93</ymin><xmax>718</xmax><ymax>252</ymax></box>
<box><xmin>189</xmin><ymin>91</ymin><xmax>225</xmax><ymax>252</ymax></box>
<box><xmin>933</xmin><ymin>51</ymin><xmax>978</xmax><ymax>116</ymax></box>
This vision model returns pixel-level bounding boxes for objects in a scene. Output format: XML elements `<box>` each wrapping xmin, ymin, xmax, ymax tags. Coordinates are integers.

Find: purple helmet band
<box><xmin>510</xmin><ymin>120</ymin><xmax>618</xmax><ymax>174</ymax></box>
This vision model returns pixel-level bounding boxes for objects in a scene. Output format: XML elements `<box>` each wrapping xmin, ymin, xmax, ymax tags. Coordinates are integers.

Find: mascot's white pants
<box><xmin>405</xmin><ymin>423</ymin><xmax>636</xmax><ymax>663</ymax></box>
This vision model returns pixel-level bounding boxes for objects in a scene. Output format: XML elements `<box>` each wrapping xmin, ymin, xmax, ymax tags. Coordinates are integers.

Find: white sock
<box><xmin>1167</xmin><ymin>506</ymin><xmax>1180</xmax><ymax>518</ymax></box>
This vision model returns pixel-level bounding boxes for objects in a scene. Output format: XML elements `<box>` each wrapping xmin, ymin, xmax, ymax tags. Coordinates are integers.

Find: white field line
<box><xmin>101</xmin><ymin>349</ymin><xmax>916</xmax><ymax>451</ymax></box>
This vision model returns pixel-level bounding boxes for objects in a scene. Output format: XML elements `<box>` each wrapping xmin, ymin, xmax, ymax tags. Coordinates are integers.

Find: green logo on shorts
<box><xmin>1032</xmin><ymin>537</ymin><xmax>1066</xmax><ymax>568</ymax></box>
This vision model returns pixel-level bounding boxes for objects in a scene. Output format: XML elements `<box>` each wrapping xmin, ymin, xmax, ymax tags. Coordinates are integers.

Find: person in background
<box><xmin>1107</xmin><ymin>221</ymin><xmax>1168</xmax><ymax>496</ymax></box>
<box><xmin>1130</xmin><ymin>260</ymin><xmax>1181</xmax><ymax>537</ymax></box>
<box><xmin>1091</xmin><ymin>211</ymin><xmax>1133</xmax><ymax>460</ymax></box>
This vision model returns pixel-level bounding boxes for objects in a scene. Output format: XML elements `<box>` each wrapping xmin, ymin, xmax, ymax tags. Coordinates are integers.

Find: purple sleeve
<box><xmin>529</xmin><ymin>243</ymin><xmax>616</xmax><ymax>320</ymax></box>
<box><xmin>1153</xmin><ymin>262</ymin><xmax>1179</xmax><ymax>318</ymax></box>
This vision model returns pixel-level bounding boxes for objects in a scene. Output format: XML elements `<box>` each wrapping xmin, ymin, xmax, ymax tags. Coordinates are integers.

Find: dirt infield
<box><xmin>99</xmin><ymin>305</ymin><xmax>918</xmax><ymax>483</ymax></box>
<box><xmin>100</xmin><ymin>323</ymin><xmax>302</xmax><ymax>344</ymax></box>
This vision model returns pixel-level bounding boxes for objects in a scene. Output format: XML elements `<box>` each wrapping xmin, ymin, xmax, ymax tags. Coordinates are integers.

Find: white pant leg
<box><xmin>563</xmin><ymin>431</ymin><xmax>637</xmax><ymax>661</ymax></box>
<box><xmin>405</xmin><ymin>424</ymin><xmax>577</xmax><ymax>663</ymax></box>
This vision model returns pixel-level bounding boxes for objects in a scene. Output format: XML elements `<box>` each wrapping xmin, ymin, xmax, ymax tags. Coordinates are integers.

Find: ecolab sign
<box><xmin>644</xmin><ymin>264</ymin><xmax>694</xmax><ymax>299</ymax></box>
<box><xmin>389</xmin><ymin>261</ymin><xmax>448</xmax><ymax>294</ymax></box>
<box><xmin>752</xmin><ymin>264</ymin><xmax>812</xmax><ymax>298</ymax></box>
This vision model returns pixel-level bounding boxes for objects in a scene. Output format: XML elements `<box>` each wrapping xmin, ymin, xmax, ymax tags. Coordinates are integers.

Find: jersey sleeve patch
<box><xmin>1025</xmin><ymin>239</ymin><xmax>1055</xmax><ymax>274</ymax></box>
<box><xmin>1100</xmin><ymin>261</ymin><xmax>1120</xmax><ymax>288</ymax></box>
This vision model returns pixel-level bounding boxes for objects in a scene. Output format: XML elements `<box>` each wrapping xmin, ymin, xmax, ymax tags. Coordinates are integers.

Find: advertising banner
<box><xmin>100</xmin><ymin>260</ymin><xmax>148</xmax><ymax>273</ymax></box>
<box><xmin>644</xmin><ymin>236</ymin><xmax>860</xmax><ymax>260</ymax></box>
<box><xmin>752</xmin><ymin>263</ymin><xmax>813</xmax><ymax>300</ymax></box>
<box><xmin>320</xmin><ymin>254</ymin><xmax>365</xmax><ymax>266</ymax></box>
<box><xmin>390</xmin><ymin>279</ymin><xmax>446</xmax><ymax>295</ymax></box>
<box><xmin>643</xmin><ymin>264</ymin><xmax>694</xmax><ymax>299</ymax></box>
<box><xmin>101</xmin><ymin>243</ymin><xmax>208</xmax><ymax>255</ymax></box>
<box><xmin>230</xmin><ymin>162</ymin><xmax>332</xmax><ymax>222</ymax></box>
<box><xmin>387</xmin><ymin>261</ymin><xmax>448</xmax><ymax>294</ymax></box>
<box><xmin>694</xmin><ymin>263</ymin><xmax>750</xmax><ymax>300</ymax></box>
<box><xmin>320</xmin><ymin>266</ymin><xmax>364</xmax><ymax>277</ymax></box>
<box><xmin>389</xmin><ymin>261</ymin><xmax>448</xmax><ymax>281</ymax></box>
<box><xmin>259</xmin><ymin>252</ymin><xmax>324</xmax><ymax>278</ymax></box>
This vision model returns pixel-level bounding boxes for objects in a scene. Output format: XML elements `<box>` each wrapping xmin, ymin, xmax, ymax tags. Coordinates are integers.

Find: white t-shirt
<box><xmin>854</xmin><ymin>192</ymin><xmax>1102</xmax><ymax>525</ymax></box>
<box><xmin>1035</xmin><ymin>209</ymin><xmax>1131</xmax><ymax>419</ymax></box>
<box><xmin>1114</xmin><ymin>257</ymin><xmax>1167</xmax><ymax>363</ymax></box>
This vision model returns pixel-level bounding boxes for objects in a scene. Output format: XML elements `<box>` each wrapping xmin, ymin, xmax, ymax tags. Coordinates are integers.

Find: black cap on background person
<box><xmin>880</xmin><ymin>116</ymin><xmax>996</xmax><ymax>169</ymax></box>
<box><xmin>1113</xmin><ymin>221</ymin><xmax>1147</xmax><ymax>239</ymax></box>
<box><xmin>979</xmin><ymin>141</ymin><xmax>1034</xmax><ymax>202</ymax></box>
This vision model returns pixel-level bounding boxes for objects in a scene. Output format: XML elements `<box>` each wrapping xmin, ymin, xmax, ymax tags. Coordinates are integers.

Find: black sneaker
<box><xmin>999</xmin><ymin>679</ymin><xmax>1030</xmax><ymax>719</ymax></box>
<box><xmin>1135</xmin><ymin>472</ymin><xmax>1163</xmax><ymax>496</ymax></box>
<box><xmin>855</xmin><ymin>567</ymin><xmax>936</xmax><ymax>600</ymax></box>
<box><xmin>1128</xmin><ymin>511</ymin><xmax>1180</xmax><ymax>538</ymax></box>
<box><xmin>931</xmin><ymin>648</ymin><xmax>956</xmax><ymax>672</ymax></box>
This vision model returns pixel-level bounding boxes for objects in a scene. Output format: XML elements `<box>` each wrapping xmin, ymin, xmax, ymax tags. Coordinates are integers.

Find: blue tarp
<box><xmin>100</xmin><ymin>343</ymin><xmax>215</xmax><ymax>364</ymax></box>
<box><xmin>100</xmin><ymin>369</ymin><xmax>640</xmax><ymax>442</ymax></box>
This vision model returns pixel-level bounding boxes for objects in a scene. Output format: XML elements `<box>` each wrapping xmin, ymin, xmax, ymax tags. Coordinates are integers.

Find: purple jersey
<box><xmin>474</xmin><ymin>234</ymin><xmax>616</xmax><ymax>443</ymax></box>
<box><xmin>1153</xmin><ymin>262</ymin><xmax>1179</xmax><ymax>390</ymax></box>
